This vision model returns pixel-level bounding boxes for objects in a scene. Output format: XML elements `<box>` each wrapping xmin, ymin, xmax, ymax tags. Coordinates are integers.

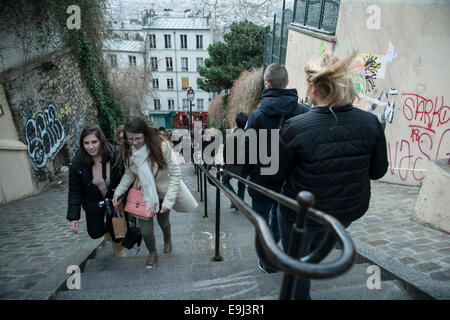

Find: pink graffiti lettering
<box><xmin>402</xmin><ymin>93</ymin><xmax>450</xmax><ymax>130</ymax></box>
<box><xmin>388</xmin><ymin>128</ymin><xmax>449</xmax><ymax>182</ymax></box>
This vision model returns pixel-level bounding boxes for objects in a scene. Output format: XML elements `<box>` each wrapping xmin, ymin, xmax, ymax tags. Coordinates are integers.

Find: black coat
<box><xmin>243</xmin><ymin>88</ymin><xmax>310</xmax><ymax>201</ymax></box>
<box><xmin>67</xmin><ymin>147</ymin><xmax>124</xmax><ymax>221</ymax></box>
<box><xmin>275</xmin><ymin>104</ymin><xmax>388</xmax><ymax>224</ymax></box>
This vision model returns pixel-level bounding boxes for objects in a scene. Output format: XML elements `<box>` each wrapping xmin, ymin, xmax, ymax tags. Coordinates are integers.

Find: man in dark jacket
<box><xmin>243</xmin><ymin>63</ymin><xmax>309</xmax><ymax>273</ymax></box>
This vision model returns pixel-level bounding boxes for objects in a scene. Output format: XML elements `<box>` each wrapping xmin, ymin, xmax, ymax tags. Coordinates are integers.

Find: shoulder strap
<box><xmin>101</xmin><ymin>161</ymin><xmax>110</xmax><ymax>191</ymax></box>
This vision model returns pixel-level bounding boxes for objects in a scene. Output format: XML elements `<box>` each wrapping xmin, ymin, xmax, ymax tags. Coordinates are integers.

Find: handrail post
<box><xmin>203</xmin><ymin>165</ymin><xmax>208</xmax><ymax>218</ymax></box>
<box><xmin>199</xmin><ymin>164</ymin><xmax>203</xmax><ymax>202</ymax></box>
<box><xmin>279</xmin><ymin>191</ymin><xmax>315</xmax><ymax>300</ymax></box>
<box><xmin>196</xmin><ymin>164</ymin><xmax>199</xmax><ymax>192</ymax></box>
<box><xmin>212</xmin><ymin>165</ymin><xmax>223</xmax><ymax>261</ymax></box>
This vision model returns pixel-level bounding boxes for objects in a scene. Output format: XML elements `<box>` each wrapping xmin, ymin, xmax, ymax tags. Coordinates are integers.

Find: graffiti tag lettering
<box><xmin>24</xmin><ymin>101</ymin><xmax>65</xmax><ymax>168</ymax></box>
<box><xmin>402</xmin><ymin>93</ymin><xmax>450</xmax><ymax>130</ymax></box>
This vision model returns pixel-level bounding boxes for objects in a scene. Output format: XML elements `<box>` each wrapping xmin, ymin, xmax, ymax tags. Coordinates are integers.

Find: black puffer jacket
<box><xmin>67</xmin><ymin>146</ymin><xmax>123</xmax><ymax>221</ymax></box>
<box><xmin>243</xmin><ymin>88</ymin><xmax>310</xmax><ymax>201</ymax></box>
<box><xmin>275</xmin><ymin>104</ymin><xmax>388</xmax><ymax>224</ymax></box>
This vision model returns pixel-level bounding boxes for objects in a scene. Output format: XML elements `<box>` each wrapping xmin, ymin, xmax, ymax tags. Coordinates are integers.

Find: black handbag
<box><xmin>121</xmin><ymin>214</ymin><xmax>142</xmax><ymax>251</ymax></box>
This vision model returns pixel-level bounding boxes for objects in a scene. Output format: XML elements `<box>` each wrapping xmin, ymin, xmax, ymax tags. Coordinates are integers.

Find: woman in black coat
<box><xmin>67</xmin><ymin>125</ymin><xmax>126</xmax><ymax>257</ymax></box>
<box><xmin>275</xmin><ymin>52</ymin><xmax>388</xmax><ymax>299</ymax></box>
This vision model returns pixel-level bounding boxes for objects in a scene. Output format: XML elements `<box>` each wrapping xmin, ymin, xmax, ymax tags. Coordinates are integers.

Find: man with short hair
<box><xmin>243</xmin><ymin>63</ymin><xmax>309</xmax><ymax>273</ymax></box>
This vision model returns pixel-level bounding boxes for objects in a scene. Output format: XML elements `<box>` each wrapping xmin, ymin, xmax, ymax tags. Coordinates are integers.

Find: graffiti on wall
<box><xmin>387</xmin><ymin>93</ymin><xmax>450</xmax><ymax>182</ymax></box>
<box><xmin>353</xmin><ymin>53</ymin><xmax>388</xmax><ymax>94</ymax></box>
<box><xmin>24</xmin><ymin>100</ymin><xmax>65</xmax><ymax>168</ymax></box>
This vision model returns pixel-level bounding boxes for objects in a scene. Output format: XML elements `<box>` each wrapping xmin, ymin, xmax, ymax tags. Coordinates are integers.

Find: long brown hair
<box><xmin>79</xmin><ymin>125</ymin><xmax>112</xmax><ymax>167</ymax></box>
<box><xmin>121</xmin><ymin>116</ymin><xmax>167</xmax><ymax>170</ymax></box>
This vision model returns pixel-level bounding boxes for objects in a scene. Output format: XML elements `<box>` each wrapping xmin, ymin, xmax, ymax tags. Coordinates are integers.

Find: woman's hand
<box><xmin>112</xmin><ymin>194</ymin><xmax>122</xmax><ymax>207</ymax></box>
<box><xmin>70</xmin><ymin>220</ymin><xmax>79</xmax><ymax>233</ymax></box>
<box><xmin>159</xmin><ymin>206</ymin><xmax>170</xmax><ymax>214</ymax></box>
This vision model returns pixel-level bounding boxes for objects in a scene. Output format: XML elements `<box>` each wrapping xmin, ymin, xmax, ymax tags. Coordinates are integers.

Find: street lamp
<box><xmin>186</xmin><ymin>86</ymin><xmax>195</xmax><ymax>133</ymax></box>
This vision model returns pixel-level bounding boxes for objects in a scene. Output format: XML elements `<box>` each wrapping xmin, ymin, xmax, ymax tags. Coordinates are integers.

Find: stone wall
<box><xmin>2</xmin><ymin>47</ymin><xmax>98</xmax><ymax>185</ymax></box>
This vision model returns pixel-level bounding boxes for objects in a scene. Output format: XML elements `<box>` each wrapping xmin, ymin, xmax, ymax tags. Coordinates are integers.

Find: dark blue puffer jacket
<box><xmin>242</xmin><ymin>88</ymin><xmax>309</xmax><ymax>202</ymax></box>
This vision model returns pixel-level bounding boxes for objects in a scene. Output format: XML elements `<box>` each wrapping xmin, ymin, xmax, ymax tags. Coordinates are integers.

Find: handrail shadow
<box><xmin>194</xmin><ymin>163</ymin><xmax>356</xmax><ymax>299</ymax></box>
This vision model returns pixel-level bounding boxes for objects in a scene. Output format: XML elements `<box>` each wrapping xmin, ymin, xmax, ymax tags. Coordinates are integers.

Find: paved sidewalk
<box><xmin>347</xmin><ymin>181</ymin><xmax>450</xmax><ymax>299</ymax></box>
<box><xmin>0</xmin><ymin>162</ymin><xmax>449</xmax><ymax>300</ymax></box>
<box><xmin>0</xmin><ymin>173</ymin><xmax>103</xmax><ymax>299</ymax></box>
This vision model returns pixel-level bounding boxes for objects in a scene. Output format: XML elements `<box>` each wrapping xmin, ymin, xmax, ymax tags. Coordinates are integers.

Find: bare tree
<box><xmin>107</xmin><ymin>65</ymin><xmax>152</xmax><ymax>117</ymax></box>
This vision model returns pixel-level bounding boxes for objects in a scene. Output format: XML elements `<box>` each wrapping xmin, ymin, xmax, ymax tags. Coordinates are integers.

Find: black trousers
<box><xmin>85</xmin><ymin>212</ymin><xmax>121</xmax><ymax>243</ymax></box>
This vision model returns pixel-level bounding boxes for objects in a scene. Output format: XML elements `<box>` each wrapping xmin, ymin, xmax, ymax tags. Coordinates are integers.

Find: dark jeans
<box><xmin>223</xmin><ymin>176</ymin><xmax>246</xmax><ymax>201</ymax></box>
<box><xmin>251</xmin><ymin>199</ymin><xmax>280</xmax><ymax>244</ymax></box>
<box><xmin>86</xmin><ymin>212</ymin><xmax>121</xmax><ymax>243</ymax></box>
<box><xmin>277</xmin><ymin>208</ymin><xmax>352</xmax><ymax>300</ymax></box>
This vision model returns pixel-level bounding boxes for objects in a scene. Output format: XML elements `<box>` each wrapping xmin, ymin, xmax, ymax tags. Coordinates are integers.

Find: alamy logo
<box><xmin>366</xmin><ymin>5</ymin><xmax>381</xmax><ymax>30</ymax></box>
<box><xmin>366</xmin><ymin>265</ymin><xmax>381</xmax><ymax>290</ymax></box>
<box><xmin>66</xmin><ymin>265</ymin><xmax>81</xmax><ymax>290</ymax></box>
<box><xmin>171</xmin><ymin>121</ymin><xmax>280</xmax><ymax>175</ymax></box>
<box><xmin>67</xmin><ymin>5</ymin><xmax>81</xmax><ymax>30</ymax></box>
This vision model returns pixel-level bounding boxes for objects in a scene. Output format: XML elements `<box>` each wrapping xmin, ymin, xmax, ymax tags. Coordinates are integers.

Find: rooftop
<box><xmin>103</xmin><ymin>39</ymin><xmax>145</xmax><ymax>52</ymax></box>
<box><xmin>144</xmin><ymin>16</ymin><xmax>211</xmax><ymax>30</ymax></box>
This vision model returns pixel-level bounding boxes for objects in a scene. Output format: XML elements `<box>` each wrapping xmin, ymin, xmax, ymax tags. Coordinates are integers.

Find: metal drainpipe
<box><xmin>174</xmin><ymin>31</ymin><xmax>179</xmax><ymax>112</ymax></box>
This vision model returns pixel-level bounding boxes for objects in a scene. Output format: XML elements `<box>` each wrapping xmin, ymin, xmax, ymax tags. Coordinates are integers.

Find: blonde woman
<box><xmin>275</xmin><ymin>52</ymin><xmax>388</xmax><ymax>299</ymax></box>
<box><xmin>112</xmin><ymin>117</ymin><xmax>197</xmax><ymax>268</ymax></box>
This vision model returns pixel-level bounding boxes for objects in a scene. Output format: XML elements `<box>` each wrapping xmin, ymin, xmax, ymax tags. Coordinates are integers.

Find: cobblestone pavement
<box><xmin>0</xmin><ymin>159</ymin><xmax>449</xmax><ymax>300</ymax></box>
<box><xmin>0</xmin><ymin>173</ymin><xmax>102</xmax><ymax>299</ymax></box>
<box><xmin>347</xmin><ymin>181</ymin><xmax>450</xmax><ymax>299</ymax></box>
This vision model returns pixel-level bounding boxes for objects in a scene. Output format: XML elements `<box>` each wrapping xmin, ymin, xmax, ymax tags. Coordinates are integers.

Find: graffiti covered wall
<box><xmin>285</xmin><ymin>0</ymin><xmax>450</xmax><ymax>186</ymax></box>
<box><xmin>3</xmin><ymin>48</ymin><xmax>97</xmax><ymax>185</ymax></box>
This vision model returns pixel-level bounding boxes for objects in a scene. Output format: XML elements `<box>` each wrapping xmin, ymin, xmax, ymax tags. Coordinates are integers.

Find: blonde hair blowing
<box><xmin>305</xmin><ymin>51</ymin><xmax>358</xmax><ymax>109</ymax></box>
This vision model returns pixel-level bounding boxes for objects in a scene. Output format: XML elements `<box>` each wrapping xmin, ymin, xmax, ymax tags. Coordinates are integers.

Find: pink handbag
<box><xmin>124</xmin><ymin>178</ymin><xmax>158</xmax><ymax>220</ymax></box>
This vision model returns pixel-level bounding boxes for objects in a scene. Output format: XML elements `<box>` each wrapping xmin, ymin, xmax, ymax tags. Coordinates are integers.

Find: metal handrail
<box><xmin>195</xmin><ymin>164</ymin><xmax>355</xmax><ymax>280</ymax></box>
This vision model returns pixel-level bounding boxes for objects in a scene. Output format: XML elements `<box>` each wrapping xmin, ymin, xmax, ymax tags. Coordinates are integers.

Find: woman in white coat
<box><xmin>113</xmin><ymin>116</ymin><xmax>197</xmax><ymax>268</ymax></box>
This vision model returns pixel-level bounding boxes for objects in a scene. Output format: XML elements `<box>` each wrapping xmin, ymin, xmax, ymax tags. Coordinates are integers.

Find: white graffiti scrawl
<box><xmin>25</xmin><ymin>102</ymin><xmax>65</xmax><ymax>168</ymax></box>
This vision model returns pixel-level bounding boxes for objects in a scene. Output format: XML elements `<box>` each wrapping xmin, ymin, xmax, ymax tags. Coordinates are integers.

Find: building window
<box><xmin>149</xmin><ymin>34</ymin><xmax>156</xmax><ymax>48</ymax></box>
<box><xmin>108</xmin><ymin>54</ymin><xmax>117</xmax><ymax>68</ymax></box>
<box><xmin>168</xmin><ymin>99</ymin><xmax>175</xmax><ymax>110</ymax></box>
<box><xmin>181</xmin><ymin>77</ymin><xmax>189</xmax><ymax>90</ymax></box>
<box><xmin>151</xmin><ymin>57</ymin><xmax>158</xmax><ymax>71</ymax></box>
<box><xmin>182</xmin><ymin>99</ymin><xmax>190</xmax><ymax>110</ymax></box>
<box><xmin>181</xmin><ymin>57</ymin><xmax>188</xmax><ymax>71</ymax></box>
<box><xmin>197</xmin><ymin>99</ymin><xmax>204</xmax><ymax>111</ymax></box>
<box><xmin>166</xmin><ymin>57</ymin><xmax>173</xmax><ymax>71</ymax></box>
<box><xmin>196</xmin><ymin>57</ymin><xmax>204</xmax><ymax>71</ymax></box>
<box><xmin>164</xmin><ymin>34</ymin><xmax>172</xmax><ymax>48</ymax></box>
<box><xmin>180</xmin><ymin>35</ymin><xmax>187</xmax><ymax>49</ymax></box>
<box><xmin>196</xmin><ymin>78</ymin><xmax>202</xmax><ymax>90</ymax></box>
<box><xmin>128</xmin><ymin>55</ymin><xmax>137</xmax><ymax>66</ymax></box>
<box><xmin>152</xmin><ymin>78</ymin><xmax>159</xmax><ymax>89</ymax></box>
<box><xmin>167</xmin><ymin>78</ymin><xmax>174</xmax><ymax>90</ymax></box>
<box><xmin>154</xmin><ymin>99</ymin><xmax>161</xmax><ymax>110</ymax></box>
<box><xmin>196</xmin><ymin>35</ymin><xmax>203</xmax><ymax>49</ymax></box>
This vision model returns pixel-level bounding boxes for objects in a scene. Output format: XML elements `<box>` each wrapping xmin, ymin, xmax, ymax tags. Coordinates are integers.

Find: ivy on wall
<box><xmin>0</xmin><ymin>0</ymin><xmax>126</xmax><ymax>139</ymax></box>
<box><xmin>47</xmin><ymin>0</ymin><xmax>125</xmax><ymax>139</ymax></box>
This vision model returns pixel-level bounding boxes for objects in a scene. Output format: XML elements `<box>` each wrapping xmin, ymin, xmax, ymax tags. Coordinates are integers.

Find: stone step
<box><xmin>312</xmin><ymin>280</ymin><xmax>411</xmax><ymax>300</ymax></box>
<box><xmin>57</xmin><ymin>256</ymin><xmax>284</xmax><ymax>300</ymax></box>
<box><xmin>56</xmin><ymin>270</ymin><xmax>283</xmax><ymax>300</ymax></box>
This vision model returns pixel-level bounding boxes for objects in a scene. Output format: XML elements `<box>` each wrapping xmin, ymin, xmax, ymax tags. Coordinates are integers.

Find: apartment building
<box><xmin>143</xmin><ymin>16</ymin><xmax>213</xmax><ymax>129</ymax></box>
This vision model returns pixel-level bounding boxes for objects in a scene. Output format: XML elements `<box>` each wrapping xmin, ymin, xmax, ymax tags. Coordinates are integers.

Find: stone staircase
<box><xmin>55</xmin><ymin>165</ymin><xmax>412</xmax><ymax>300</ymax></box>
